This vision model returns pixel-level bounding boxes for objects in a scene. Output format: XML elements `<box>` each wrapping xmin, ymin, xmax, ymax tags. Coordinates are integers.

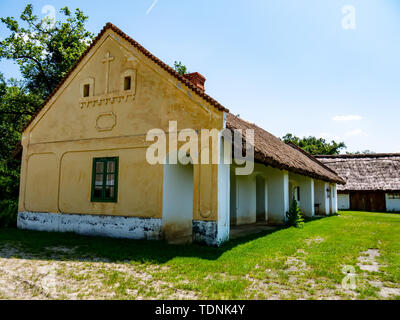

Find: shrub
<box><xmin>0</xmin><ymin>199</ymin><xmax>18</xmax><ymax>228</ymax></box>
<box><xmin>286</xmin><ymin>198</ymin><xmax>304</xmax><ymax>228</ymax></box>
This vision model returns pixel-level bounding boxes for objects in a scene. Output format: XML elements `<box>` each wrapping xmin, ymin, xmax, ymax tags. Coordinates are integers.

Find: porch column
<box><xmin>217</xmin><ymin>142</ymin><xmax>230</xmax><ymax>244</ymax></box>
<box><xmin>314</xmin><ymin>180</ymin><xmax>330</xmax><ymax>215</ymax></box>
<box><xmin>331</xmin><ymin>184</ymin><xmax>338</xmax><ymax>214</ymax></box>
<box><xmin>267</xmin><ymin>169</ymin><xmax>289</xmax><ymax>225</ymax></box>
<box><xmin>299</xmin><ymin>178</ymin><xmax>315</xmax><ymax>217</ymax></box>
<box><xmin>323</xmin><ymin>182</ymin><xmax>330</xmax><ymax>215</ymax></box>
<box><xmin>192</xmin><ymin>133</ymin><xmax>230</xmax><ymax>247</ymax></box>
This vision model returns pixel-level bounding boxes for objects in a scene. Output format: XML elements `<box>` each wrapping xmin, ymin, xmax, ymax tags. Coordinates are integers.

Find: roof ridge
<box><xmin>286</xmin><ymin>142</ymin><xmax>340</xmax><ymax>176</ymax></box>
<box><xmin>316</xmin><ymin>153</ymin><xmax>400</xmax><ymax>159</ymax></box>
<box><xmin>22</xmin><ymin>22</ymin><xmax>229</xmax><ymax>133</ymax></box>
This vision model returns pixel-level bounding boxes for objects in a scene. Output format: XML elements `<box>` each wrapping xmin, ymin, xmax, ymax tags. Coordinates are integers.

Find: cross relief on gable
<box><xmin>79</xmin><ymin>51</ymin><xmax>137</xmax><ymax>109</ymax></box>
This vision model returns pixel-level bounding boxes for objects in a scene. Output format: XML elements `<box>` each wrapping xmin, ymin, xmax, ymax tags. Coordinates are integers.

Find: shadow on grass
<box><xmin>0</xmin><ymin>215</ymin><xmax>333</xmax><ymax>265</ymax></box>
<box><xmin>303</xmin><ymin>214</ymin><xmax>336</xmax><ymax>222</ymax></box>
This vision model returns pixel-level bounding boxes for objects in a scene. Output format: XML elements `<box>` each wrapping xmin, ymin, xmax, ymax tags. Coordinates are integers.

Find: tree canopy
<box><xmin>0</xmin><ymin>4</ymin><xmax>93</xmax><ymax>226</ymax></box>
<box><xmin>0</xmin><ymin>73</ymin><xmax>38</xmax><ymax>226</ymax></box>
<box><xmin>0</xmin><ymin>4</ymin><xmax>93</xmax><ymax>99</ymax></box>
<box><xmin>282</xmin><ymin>133</ymin><xmax>347</xmax><ymax>155</ymax></box>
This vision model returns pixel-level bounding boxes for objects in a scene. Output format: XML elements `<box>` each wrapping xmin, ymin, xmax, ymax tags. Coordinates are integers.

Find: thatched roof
<box><xmin>316</xmin><ymin>154</ymin><xmax>400</xmax><ymax>192</ymax></box>
<box><xmin>226</xmin><ymin>114</ymin><xmax>345</xmax><ymax>184</ymax></box>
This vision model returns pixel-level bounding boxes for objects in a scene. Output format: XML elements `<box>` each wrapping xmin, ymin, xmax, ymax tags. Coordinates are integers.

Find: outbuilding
<box><xmin>316</xmin><ymin>154</ymin><xmax>400</xmax><ymax>212</ymax></box>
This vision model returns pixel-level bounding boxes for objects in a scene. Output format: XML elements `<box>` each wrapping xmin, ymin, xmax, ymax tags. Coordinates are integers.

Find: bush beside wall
<box><xmin>0</xmin><ymin>199</ymin><xmax>18</xmax><ymax>228</ymax></box>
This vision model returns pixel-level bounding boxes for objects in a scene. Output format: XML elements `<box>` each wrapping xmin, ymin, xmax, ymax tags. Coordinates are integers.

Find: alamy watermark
<box><xmin>42</xmin><ymin>5</ymin><xmax>56</xmax><ymax>28</ymax></box>
<box><xmin>145</xmin><ymin>121</ymin><xmax>255</xmax><ymax>175</ymax></box>
<box><xmin>342</xmin><ymin>5</ymin><xmax>356</xmax><ymax>30</ymax></box>
<box><xmin>341</xmin><ymin>265</ymin><xmax>357</xmax><ymax>290</ymax></box>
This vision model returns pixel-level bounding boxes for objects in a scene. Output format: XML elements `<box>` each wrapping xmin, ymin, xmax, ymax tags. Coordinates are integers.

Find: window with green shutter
<box><xmin>91</xmin><ymin>157</ymin><xmax>119</xmax><ymax>202</ymax></box>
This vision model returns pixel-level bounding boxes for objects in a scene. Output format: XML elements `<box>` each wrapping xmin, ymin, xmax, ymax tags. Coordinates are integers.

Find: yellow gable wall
<box><xmin>18</xmin><ymin>29</ymin><xmax>224</xmax><ymax>221</ymax></box>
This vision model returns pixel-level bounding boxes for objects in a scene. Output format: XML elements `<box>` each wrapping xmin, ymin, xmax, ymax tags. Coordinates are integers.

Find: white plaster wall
<box><xmin>256</xmin><ymin>175</ymin><xmax>267</xmax><ymax>221</ymax></box>
<box><xmin>338</xmin><ymin>193</ymin><xmax>350</xmax><ymax>210</ymax></box>
<box><xmin>236</xmin><ymin>174</ymin><xmax>257</xmax><ymax>225</ymax></box>
<box><xmin>231</xmin><ymin>162</ymin><xmax>271</xmax><ymax>226</ymax></box>
<box><xmin>18</xmin><ymin>212</ymin><xmax>162</xmax><ymax>240</ymax></box>
<box><xmin>300</xmin><ymin>178</ymin><xmax>314</xmax><ymax>217</ymax></box>
<box><xmin>314</xmin><ymin>180</ymin><xmax>330</xmax><ymax>215</ymax></box>
<box><xmin>289</xmin><ymin>181</ymin><xmax>300</xmax><ymax>206</ymax></box>
<box><xmin>264</xmin><ymin>181</ymin><xmax>268</xmax><ymax>221</ymax></box>
<box><xmin>230</xmin><ymin>170</ymin><xmax>237</xmax><ymax>224</ymax></box>
<box><xmin>290</xmin><ymin>173</ymin><xmax>314</xmax><ymax>217</ymax></box>
<box><xmin>385</xmin><ymin>194</ymin><xmax>400</xmax><ymax>212</ymax></box>
<box><xmin>314</xmin><ymin>180</ymin><xmax>324</xmax><ymax>213</ymax></box>
<box><xmin>162</xmin><ymin>160</ymin><xmax>193</xmax><ymax>242</ymax></box>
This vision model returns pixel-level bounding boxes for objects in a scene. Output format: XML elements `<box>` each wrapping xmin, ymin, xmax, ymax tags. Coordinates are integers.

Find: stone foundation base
<box><xmin>17</xmin><ymin>212</ymin><xmax>162</xmax><ymax>240</ymax></box>
<box><xmin>17</xmin><ymin>212</ymin><xmax>226</xmax><ymax>247</ymax></box>
<box><xmin>192</xmin><ymin>220</ymin><xmax>220</xmax><ymax>247</ymax></box>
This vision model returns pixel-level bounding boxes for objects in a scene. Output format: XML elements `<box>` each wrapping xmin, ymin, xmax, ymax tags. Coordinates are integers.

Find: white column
<box><xmin>299</xmin><ymin>178</ymin><xmax>315</xmax><ymax>217</ymax></box>
<box><xmin>267</xmin><ymin>169</ymin><xmax>289</xmax><ymax>225</ymax></box>
<box><xmin>217</xmin><ymin>134</ymin><xmax>230</xmax><ymax>244</ymax></box>
<box><xmin>324</xmin><ymin>183</ymin><xmax>331</xmax><ymax>215</ymax></box>
<box><xmin>330</xmin><ymin>184</ymin><xmax>338</xmax><ymax>214</ymax></box>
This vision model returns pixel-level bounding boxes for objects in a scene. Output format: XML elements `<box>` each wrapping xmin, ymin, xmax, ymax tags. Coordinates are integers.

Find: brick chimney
<box><xmin>183</xmin><ymin>72</ymin><xmax>206</xmax><ymax>91</ymax></box>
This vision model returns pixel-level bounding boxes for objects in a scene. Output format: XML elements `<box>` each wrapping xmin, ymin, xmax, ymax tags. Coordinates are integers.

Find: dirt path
<box><xmin>0</xmin><ymin>243</ymin><xmax>398</xmax><ymax>300</ymax></box>
<box><xmin>357</xmin><ymin>249</ymin><xmax>400</xmax><ymax>299</ymax></box>
<box><xmin>0</xmin><ymin>245</ymin><xmax>198</xmax><ymax>300</ymax></box>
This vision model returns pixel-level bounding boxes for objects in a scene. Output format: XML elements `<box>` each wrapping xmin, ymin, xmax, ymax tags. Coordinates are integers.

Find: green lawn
<box><xmin>0</xmin><ymin>211</ymin><xmax>399</xmax><ymax>300</ymax></box>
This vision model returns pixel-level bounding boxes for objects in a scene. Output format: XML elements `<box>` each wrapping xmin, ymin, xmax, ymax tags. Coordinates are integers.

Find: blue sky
<box><xmin>1</xmin><ymin>0</ymin><xmax>399</xmax><ymax>153</ymax></box>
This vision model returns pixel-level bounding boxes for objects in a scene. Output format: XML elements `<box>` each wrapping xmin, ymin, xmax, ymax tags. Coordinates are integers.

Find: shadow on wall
<box><xmin>0</xmin><ymin>216</ymin><xmax>330</xmax><ymax>264</ymax></box>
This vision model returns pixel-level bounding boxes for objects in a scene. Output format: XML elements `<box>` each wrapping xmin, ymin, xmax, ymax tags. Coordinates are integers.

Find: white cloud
<box><xmin>319</xmin><ymin>132</ymin><xmax>342</xmax><ymax>142</ymax></box>
<box><xmin>332</xmin><ymin>115</ymin><xmax>362</xmax><ymax>121</ymax></box>
<box><xmin>346</xmin><ymin>129</ymin><xmax>364</xmax><ymax>136</ymax></box>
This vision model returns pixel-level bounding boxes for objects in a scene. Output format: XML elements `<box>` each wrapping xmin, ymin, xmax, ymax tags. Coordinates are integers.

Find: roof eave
<box><xmin>21</xmin><ymin>22</ymin><xmax>229</xmax><ymax>134</ymax></box>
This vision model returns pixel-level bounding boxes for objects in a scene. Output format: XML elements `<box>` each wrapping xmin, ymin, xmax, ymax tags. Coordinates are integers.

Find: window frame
<box><xmin>83</xmin><ymin>84</ymin><xmax>90</xmax><ymax>97</ymax></box>
<box><xmin>121</xmin><ymin>69</ymin><xmax>136</xmax><ymax>94</ymax></box>
<box><xmin>124</xmin><ymin>76</ymin><xmax>132</xmax><ymax>91</ymax></box>
<box><xmin>80</xmin><ymin>77</ymin><xmax>94</xmax><ymax>98</ymax></box>
<box><xmin>91</xmin><ymin>157</ymin><xmax>119</xmax><ymax>203</ymax></box>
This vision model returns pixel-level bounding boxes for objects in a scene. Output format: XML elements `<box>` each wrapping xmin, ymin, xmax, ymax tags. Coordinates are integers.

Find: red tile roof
<box><xmin>20</xmin><ymin>23</ymin><xmax>345</xmax><ymax>185</ymax></box>
<box><xmin>22</xmin><ymin>22</ymin><xmax>229</xmax><ymax>133</ymax></box>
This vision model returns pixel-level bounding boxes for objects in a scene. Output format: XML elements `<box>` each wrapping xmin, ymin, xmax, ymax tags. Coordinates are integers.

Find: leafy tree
<box><xmin>0</xmin><ymin>4</ymin><xmax>93</xmax><ymax>99</ymax></box>
<box><xmin>0</xmin><ymin>74</ymin><xmax>38</xmax><ymax>227</ymax></box>
<box><xmin>282</xmin><ymin>133</ymin><xmax>346</xmax><ymax>155</ymax></box>
<box><xmin>0</xmin><ymin>4</ymin><xmax>93</xmax><ymax>227</ymax></box>
<box><xmin>286</xmin><ymin>198</ymin><xmax>304</xmax><ymax>228</ymax></box>
<box><xmin>174</xmin><ymin>61</ymin><xmax>189</xmax><ymax>75</ymax></box>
